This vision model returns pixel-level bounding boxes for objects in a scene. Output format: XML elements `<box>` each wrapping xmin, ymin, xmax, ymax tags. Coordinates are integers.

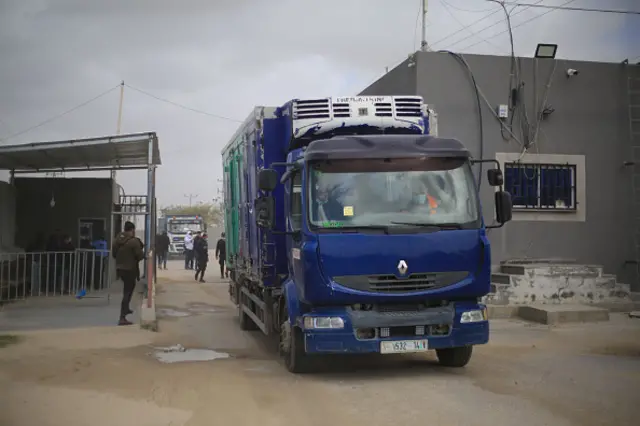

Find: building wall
<box><xmin>0</xmin><ymin>181</ymin><xmax>17</xmax><ymax>252</ymax></box>
<box><xmin>14</xmin><ymin>177</ymin><xmax>114</xmax><ymax>249</ymax></box>
<box><xmin>361</xmin><ymin>51</ymin><xmax>638</xmax><ymax>288</ymax></box>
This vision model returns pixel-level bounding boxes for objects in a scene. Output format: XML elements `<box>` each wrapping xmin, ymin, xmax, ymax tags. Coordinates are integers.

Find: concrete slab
<box><xmin>518</xmin><ymin>304</ymin><xmax>609</xmax><ymax>325</ymax></box>
<box><xmin>487</xmin><ymin>305</ymin><xmax>519</xmax><ymax>319</ymax></box>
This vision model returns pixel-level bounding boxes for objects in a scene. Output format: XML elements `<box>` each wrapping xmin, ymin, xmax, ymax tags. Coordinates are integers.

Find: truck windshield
<box><xmin>168</xmin><ymin>221</ymin><xmax>203</xmax><ymax>233</ymax></box>
<box><xmin>308</xmin><ymin>157</ymin><xmax>480</xmax><ymax>230</ymax></box>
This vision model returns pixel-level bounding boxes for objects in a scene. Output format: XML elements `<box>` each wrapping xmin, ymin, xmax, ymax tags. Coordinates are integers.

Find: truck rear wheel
<box><xmin>436</xmin><ymin>346</ymin><xmax>473</xmax><ymax>368</ymax></box>
<box><xmin>279</xmin><ymin>306</ymin><xmax>310</xmax><ymax>374</ymax></box>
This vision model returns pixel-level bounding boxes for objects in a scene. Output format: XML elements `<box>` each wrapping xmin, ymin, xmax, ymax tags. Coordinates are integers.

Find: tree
<box><xmin>161</xmin><ymin>202</ymin><xmax>222</xmax><ymax>228</ymax></box>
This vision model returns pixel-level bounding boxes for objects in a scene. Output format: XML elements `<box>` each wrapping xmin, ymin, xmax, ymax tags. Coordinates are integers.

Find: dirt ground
<box><xmin>1</xmin><ymin>259</ymin><xmax>640</xmax><ymax>426</ymax></box>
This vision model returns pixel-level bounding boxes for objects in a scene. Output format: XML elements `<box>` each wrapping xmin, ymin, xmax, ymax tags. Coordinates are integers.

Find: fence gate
<box><xmin>0</xmin><ymin>249</ymin><xmax>111</xmax><ymax>304</ymax></box>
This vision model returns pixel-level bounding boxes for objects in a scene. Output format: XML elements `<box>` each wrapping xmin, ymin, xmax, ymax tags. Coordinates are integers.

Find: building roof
<box><xmin>304</xmin><ymin>134</ymin><xmax>471</xmax><ymax>162</ymax></box>
<box><xmin>0</xmin><ymin>132</ymin><xmax>161</xmax><ymax>173</ymax></box>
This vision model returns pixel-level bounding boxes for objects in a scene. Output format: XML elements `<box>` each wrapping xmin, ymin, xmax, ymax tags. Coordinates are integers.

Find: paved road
<box><xmin>1</xmin><ymin>259</ymin><xmax>640</xmax><ymax>426</ymax></box>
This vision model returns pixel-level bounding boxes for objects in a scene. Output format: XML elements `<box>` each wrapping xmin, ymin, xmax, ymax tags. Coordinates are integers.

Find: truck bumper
<box><xmin>302</xmin><ymin>302</ymin><xmax>489</xmax><ymax>355</ymax></box>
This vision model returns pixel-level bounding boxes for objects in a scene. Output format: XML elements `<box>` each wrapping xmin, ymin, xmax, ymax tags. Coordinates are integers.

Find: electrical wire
<box><xmin>0</xmin><ymin>84</ymin><xmax>121</xmax><ymax>142</ymax></box>
<box><xmin>431</xmin><ymin>0</ymin><xmax>544</xmax><ymax>51</ymax></box>
<box><xmin>438</xmin><ymin>0</ymin><xmax>505</xmax><ymax>53</ymax></box>
<box><xmin>460</xmin><ymin>0</ymin><xmax>576</xmax><ymax>51</ymax></box>
<box><xmin>495</xmin><ymin>1</ymin><xmax>640</xmax><ymax>15</ymax></box>
<box><xmin>438</xmin><ymin>50</ymin><xmax>485</xmax><ymax>189</ymax></box>
<box><xmin>428</xmin><ymin>4</ymin><xmax>503</xmax><ymax>49</ymax></box>
<box><xmin>441</xmin><ymin>0</ymin><xmax>496</xmax><ymax>13</ymax></box>
<box><xmin>124</xmin><ymin>84</ymin><xmax>243</xmax><ymax>123</ymax></box>
<box><xmin>413</xmin><ymin>0</ymin><xmax>423</xmax><ymax>51</ymax></box>
<box><xmin>438</xmin><ymin>50</ymin><xmax>524</xmax><ymax>147</ymax></box>
<box><xmin>435</xmin><ymin>0</ymin><xmax>546</xmax><ymax>51</ymax></box>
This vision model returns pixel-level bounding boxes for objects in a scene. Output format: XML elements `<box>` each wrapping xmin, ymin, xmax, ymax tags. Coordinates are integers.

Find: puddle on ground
<box><xmin>186</xmin><ymin>303</ymin><xmax>218</xmax><ymax>314</ymax></box>
<box><xmin>157</xmin><ymin>308</ymin><xmax>191</xmax><ymax>318</ymax></box>
<box><xmin>152</xmin><ymin>344</ymin><xmax>230</xmax><ymax>363</ymax></box>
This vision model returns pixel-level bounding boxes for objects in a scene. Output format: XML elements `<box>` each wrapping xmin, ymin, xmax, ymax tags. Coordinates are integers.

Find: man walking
<box><xmin>156</xmin><ymin>230</ymin><xmax>170</xmax><ymax>270</ymax></box>
<box><xmin>183</xmin><ymin>231</ymin><xmax>194</xmax><ymax>269</ymax></box>
<box><xmin>194</xmin><ymin>232</ymin><xmax>209</xmax><ymax>283</ymax></box>
<box><xmin>215</xmin><ymin>232</ymin><xmax>228</xmax><ymax>279</ymax></box>
<box><xmin>112</xmin><ymin>221</ymin><xmax>144</xmax><ymax>326</ymax></box>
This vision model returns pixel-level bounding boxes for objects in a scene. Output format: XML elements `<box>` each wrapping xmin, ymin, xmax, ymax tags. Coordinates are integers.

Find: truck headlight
<box><xmin>303</xmin><ymin>316</ymin><xmax>345</xmax><ymax>329</ymax></box>
<box><xmin>460</xmin><ymin>309</ymin><xmax>487</xmax><ymax>323</ymax></box>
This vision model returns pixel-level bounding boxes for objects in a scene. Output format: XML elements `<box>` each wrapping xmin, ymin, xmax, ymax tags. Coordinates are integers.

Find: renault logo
<box><xmin>397</xmin><ymin>260</ymin><xmax>408</xmax><ymax>275</ymax></box>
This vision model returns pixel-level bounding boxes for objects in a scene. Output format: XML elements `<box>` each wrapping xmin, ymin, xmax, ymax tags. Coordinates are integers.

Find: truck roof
<box><xmin>304</xmin><ymin>134</ymin><xmax>470</xmax><ymax>162</ymax></box>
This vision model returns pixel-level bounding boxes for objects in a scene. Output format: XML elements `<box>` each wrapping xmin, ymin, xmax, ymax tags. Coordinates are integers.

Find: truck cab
<box><xmin>164</xmin><ymin>215</ymin><xmax>206</xmax><ymax>255</ymax></box>
<box><xmin>223</xmin><ymin>96</ymin><xmax>512</xmax><ymax>373</ymax></box>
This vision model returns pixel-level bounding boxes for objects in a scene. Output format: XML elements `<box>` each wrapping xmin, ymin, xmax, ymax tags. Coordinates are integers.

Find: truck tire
<box><xmin>279</xmin><ymin>305</ymin><xmax>311</xmax><ymax>374</ymax></box>
<box><xmin>436</xmin><ymin>346</ymin><xmax>473</xmax><ymax>368</ymax></box>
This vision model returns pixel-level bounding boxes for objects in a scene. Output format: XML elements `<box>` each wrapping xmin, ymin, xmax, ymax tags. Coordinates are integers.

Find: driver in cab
<box><xmin>405</xmin><ymin>178</ymin><xmax>439</xmax><ymax>215</ymax></box>
<box><xmin>314</xmin><ymin>183</ymin><xmax>342</xmax><ymax>223</ymax></box>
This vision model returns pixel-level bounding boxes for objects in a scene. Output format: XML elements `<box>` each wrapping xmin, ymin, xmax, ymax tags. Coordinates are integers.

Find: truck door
<box><xmin>286</xmin><ymin>171</ymin><xmax>305</xmax><ymax>295</ymax></box>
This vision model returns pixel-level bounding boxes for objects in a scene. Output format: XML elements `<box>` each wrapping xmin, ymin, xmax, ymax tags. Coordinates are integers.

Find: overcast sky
<box><xmin>0</xmin><ymin>0</ymin><xmax>637</xmax><ymax>207</ymax></box>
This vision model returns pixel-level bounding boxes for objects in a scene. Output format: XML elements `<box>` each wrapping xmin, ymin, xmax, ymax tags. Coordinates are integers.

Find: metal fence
<box><xmin>0</xmin><ymin>249</ymin><xmax>111</xmax><ymax>303</ymax></box>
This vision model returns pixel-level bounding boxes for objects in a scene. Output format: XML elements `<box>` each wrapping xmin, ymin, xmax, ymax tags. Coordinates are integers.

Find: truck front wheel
<box><xmin>279</xmin><ymin>307</ymin><xmax>310</xmax><ymax>374</ymax></box>
<box><xmin>436</xmin><ymin>346</ymin><xmax>473</xmax><ymax>368</ymax></box>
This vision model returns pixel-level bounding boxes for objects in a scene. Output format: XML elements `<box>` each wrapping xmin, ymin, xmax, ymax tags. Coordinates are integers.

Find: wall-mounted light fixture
<box><xmin>534</xmin><ymin>43</ymin><xmax>558</xmax><ymax>59</ymax></box>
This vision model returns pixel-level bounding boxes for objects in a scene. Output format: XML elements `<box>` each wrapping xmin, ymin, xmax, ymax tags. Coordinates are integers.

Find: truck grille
<box><xmin>374</xmin><ymin>97</ymin><xmax>422</xmax><ymax>118</ymax></box>
<box><xmin>333</xmin><ymin>271</ymin><xmax>469</xmax><ymax>293</ymax></box>
<box><xmin>332</xmin><ymin>102</ymin><xmax>350</xmax><ymax>118</ymax></box>
<box><xmin>293</xmin><ymin>99</ymin><xmax>330</xmax><ymax>119</ymax></box>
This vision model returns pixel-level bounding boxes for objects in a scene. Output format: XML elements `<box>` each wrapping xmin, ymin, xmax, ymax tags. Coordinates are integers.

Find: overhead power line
<box><xmin>493</xmin><ymin>1</ymin><xmax>640</xmax><ymax>15</ymax></box>
<box><xmin>442</xmin><ymin>0</ymin><xmax>496</xmax><ymax>13</ymax></box>
<box><xmin>0</xmin><ymin>84</ymin><xmax>120</xmax><ymax>143</ymax></box>
<box><xmin>439</xmin><ymin>0</ymin><xmax>505</xmax><ymax>52</ymax></box>
<box><xmin>460</xmin><ymin>0</ymin><xmax>575</xmax><ymax>51</ymax></box>
<box><xmin>124</xmin><ymin>84</ymin><xmax>243</xmax><ymax>123</ymax></box>
<box><xmin>434</xmin><ymin>0</ymin><xmax>548</xmax><ymax>50</ymax></box>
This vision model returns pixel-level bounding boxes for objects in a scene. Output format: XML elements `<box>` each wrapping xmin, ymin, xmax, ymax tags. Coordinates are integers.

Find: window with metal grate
<box><xmin>504</xmin><ymin>162</ymin><xmax>577</xmax><ymax>211</ymax></box>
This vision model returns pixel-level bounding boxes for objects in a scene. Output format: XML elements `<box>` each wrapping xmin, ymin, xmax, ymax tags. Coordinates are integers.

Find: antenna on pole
<box><xmin>420</xmin><ymin>0</ymin><xmax>429</xmax><ymax>51</ymax></box>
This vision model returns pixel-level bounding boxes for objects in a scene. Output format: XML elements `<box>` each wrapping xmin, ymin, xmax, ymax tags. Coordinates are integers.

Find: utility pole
<box><xmin>113</xmin><ymin>81</ymin><xmax>124</xmax><ymax>183</ymax></box>
<box><xmin>420</xmin><ymin>0</ymin><xmax>429</xmax><ymax>52</ymax></box>
<box><xmin>184</xmin><ymin>193</ymin><xmax>198</xmax><ymax>207</ymax></box>
<box><xmin>113</xmin><ymin>81</ymin><xmax>127</xmax><ymax>222</ymax></box>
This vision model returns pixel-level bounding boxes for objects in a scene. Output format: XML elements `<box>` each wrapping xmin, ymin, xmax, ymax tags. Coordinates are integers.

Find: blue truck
<box><xmin>221</xmin><ymin>96</ymin><xmax>512</xmax><ymax>373</ymax></box>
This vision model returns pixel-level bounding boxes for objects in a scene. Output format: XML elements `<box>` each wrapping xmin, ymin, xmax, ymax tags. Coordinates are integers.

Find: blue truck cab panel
<box><xmin>221</xmin><ymin>96</ymin><xmax>511</xmax><ymax>372</ymax></box>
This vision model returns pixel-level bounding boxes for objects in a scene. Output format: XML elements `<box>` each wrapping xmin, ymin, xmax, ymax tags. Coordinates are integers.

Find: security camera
<box><xmin>566</xmin><ymin>68</ymin><xmax>579</xmax><ymax>77</ymax></box>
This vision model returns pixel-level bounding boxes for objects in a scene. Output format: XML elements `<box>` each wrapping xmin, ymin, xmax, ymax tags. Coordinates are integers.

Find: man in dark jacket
<box><xmin>155</xmin><ymin>231</ymin><xmax>170</xmax><ymax>270</ymax></box>
<box><xmin>112</xmin><ymin>221</ymin><xmax>144</xmax><ymax>326</ymax></box>
<box><xmin>194</xmin><ymin>232</ymin><xmax>209</xmax><ymax>283</ymax></box>
<box><xmin>215</xmin><ymin>233</ymin><xmax>228</xmax><ymax>279</ymax></box>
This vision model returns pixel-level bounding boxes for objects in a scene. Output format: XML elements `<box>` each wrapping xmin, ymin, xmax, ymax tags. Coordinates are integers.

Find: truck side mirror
<box><xmin>487</xmin><ymin>168</ymin><xmax>503</xmax><ymax>187</ymax></box>
<box><xmin>255</xmin><ymin>196</ymin><xmax>275</xmax><ymax>229</ymax></box>
<box><xmin>258</xmin><ymin>169</ymin><xmax>278</xmax><ymax>192</ymax></box>
<box><xmin>495</xmin><ymin>191</ymin><xmax>513</xmax><ymax>224</ymax></box>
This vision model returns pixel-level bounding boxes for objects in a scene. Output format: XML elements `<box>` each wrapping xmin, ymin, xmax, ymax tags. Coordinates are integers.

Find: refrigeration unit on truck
<box><xmin>162</xmin><ymin>214</ymin><xmax>206</xmax><ymax>255</ymax></box>
<box><xmin>221</xmin><ymin>96</ymin><xmax>512</xmax><ymax>373</ymax></box>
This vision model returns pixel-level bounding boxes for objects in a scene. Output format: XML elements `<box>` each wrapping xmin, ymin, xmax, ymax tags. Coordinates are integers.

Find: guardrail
<box><xmin>0</xmin><ymin>249</ymin><xmax>110</xmax><ymax>303</ymax></box>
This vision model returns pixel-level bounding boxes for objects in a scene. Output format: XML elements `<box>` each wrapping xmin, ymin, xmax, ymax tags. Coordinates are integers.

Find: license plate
<box><xmin>380</xmin><ymin>339</ymin><xmax>429</xmax><ymax>354</ymax></box>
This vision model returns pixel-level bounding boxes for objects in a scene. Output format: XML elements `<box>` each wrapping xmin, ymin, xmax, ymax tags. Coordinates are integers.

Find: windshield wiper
<box><xmin>389</xmin><ymin>222</ymin><xmax>462</xmax><ymax>230</ymax></box>
<box><xmin>337</xmin><ymin>225</ymin><xmax>390</xmax><ymax>234</ymax></box>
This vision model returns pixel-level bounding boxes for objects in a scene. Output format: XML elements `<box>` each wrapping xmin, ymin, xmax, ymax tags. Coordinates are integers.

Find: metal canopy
<box><xmin>0</xmin><ymin>132</ymin><xmax>161</xmax><ymax>173</ymax></box>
